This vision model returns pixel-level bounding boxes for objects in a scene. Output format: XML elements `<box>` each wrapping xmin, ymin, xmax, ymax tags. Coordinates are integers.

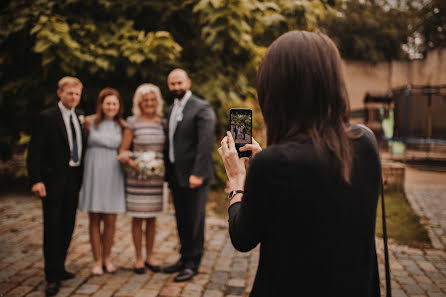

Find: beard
<box><xmin>169</xmin><ymin>90</ymin><xmax>186</xmax><ymax>100</ymax></box>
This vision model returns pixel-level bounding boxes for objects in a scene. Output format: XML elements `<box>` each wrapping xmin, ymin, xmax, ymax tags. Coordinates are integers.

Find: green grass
<box><xmin>208</xmin><ymin>189</ymin><xmax>432</xmax><ymax>248</ymax></box>
<box><xmin>376</xmin><ymin>190</ymin><xmax>431</xmax><ymax>248</ymax></box>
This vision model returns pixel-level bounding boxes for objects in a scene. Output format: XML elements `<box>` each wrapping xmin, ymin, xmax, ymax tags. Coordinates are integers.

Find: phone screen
<box><xmin>229</xmin><ymin>108</ymin><xmax>252</xmax><ymax>158</ymax></box>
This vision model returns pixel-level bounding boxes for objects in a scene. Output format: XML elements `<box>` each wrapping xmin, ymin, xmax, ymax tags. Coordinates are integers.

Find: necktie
<box><xmin>70</xmin><ymin>114</ymin><xmax>79</xmax><ymax>162</ymax></box>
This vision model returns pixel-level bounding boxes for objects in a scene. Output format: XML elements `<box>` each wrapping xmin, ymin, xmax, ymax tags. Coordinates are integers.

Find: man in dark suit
<box><xmin>163</xmin><ymin>69</ymin><xmax>216</xmax><ymax>282</ymax></box>
<box><xmin>26</xmin><ymin>77</ymin><xmax>86</xmax><ymax>296</ymax></box>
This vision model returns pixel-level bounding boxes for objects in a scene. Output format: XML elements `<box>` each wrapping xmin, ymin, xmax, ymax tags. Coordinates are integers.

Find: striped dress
<box><xmin>125</xmin><ymin>116</ymin><xmax>165</xmax><ymax>218</ymax></box>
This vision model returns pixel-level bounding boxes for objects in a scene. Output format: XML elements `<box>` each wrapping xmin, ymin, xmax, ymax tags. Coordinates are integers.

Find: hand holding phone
<box><xmin>229</xmin><ymin>108</ymin><xmax>252</xmax><ymax>158</ymax></box>
<box><xmin>239</xmin><ymin>137</ymin><xmax>262</xmax><ymax>159</ymax></box>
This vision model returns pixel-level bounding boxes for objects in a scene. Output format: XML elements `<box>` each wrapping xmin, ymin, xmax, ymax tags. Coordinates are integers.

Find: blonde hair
<box><xmin>58</xmin><ymin>76</ymin><xmax>83</xmax><ymax>91</ymax></box>
<box><xmin>132</xmin><ymin>83</ymin><xmax>164</xmax><ymax>116</ymax></box>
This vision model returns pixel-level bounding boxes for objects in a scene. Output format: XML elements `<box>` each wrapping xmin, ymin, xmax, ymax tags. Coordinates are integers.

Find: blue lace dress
<box><xmin>79</xmin><ymin>118</ymin><xmax>126</xmax><ymax>213</ymax></box>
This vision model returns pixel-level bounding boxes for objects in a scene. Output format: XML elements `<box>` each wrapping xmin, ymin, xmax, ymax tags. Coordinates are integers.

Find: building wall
<box><xmin>343</xmin><ymin>47</ymin><xmax>446</xmax><ymax>112</ymax></box>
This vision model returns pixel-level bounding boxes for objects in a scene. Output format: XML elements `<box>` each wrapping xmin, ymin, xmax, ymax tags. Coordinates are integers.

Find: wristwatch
<box><xmin>227</xmin><ymin>190</ymin><xmax>244</xmax><ymax>201</ymax></box>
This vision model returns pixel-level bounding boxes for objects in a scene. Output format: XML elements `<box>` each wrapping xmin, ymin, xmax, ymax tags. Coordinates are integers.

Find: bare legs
<box><xmin>145</xmin><ymin>217</ymin><xmax>156</xmax><ymax>266</ymax></box>
<box><xmin>102</xmin><ymin>214</ymin><xmax>117</xmax><ymax>272</ymax></box>
<box><xmin>132</xmin><ymin>218</ymin><xmax>144</xmax><ymax>268</ymax></box>
<box><xmin>88</xmin><ymin>213</ymin><xmax>117</xmax><ymax>275</ymax></box>
<box><xmin>131</xmin><ymin>217</ymin><xmax>157</xmax><ymax>269</ymax></box>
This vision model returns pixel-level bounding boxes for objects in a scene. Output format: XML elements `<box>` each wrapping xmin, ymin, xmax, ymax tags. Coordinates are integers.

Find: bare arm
<box><xmin>117</xmin><ymin>127</ymin><xmax>134</xmax><ymax>167</ymax></box>
<box><xmin>219</xmin><ymin>131</ymin><xmax>266</xmax><ymax>252</ymax></box>
<box><xmin>84</xmin><ymin>115</ymin><xmax>92</xmax><ymax>132</ymax></box>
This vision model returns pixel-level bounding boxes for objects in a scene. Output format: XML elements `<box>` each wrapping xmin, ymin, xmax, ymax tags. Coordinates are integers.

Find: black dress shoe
<box><xmin>174</xmin><ymin>268</ymin><xmax>197</xmax><ymax>282</ymax></box>
<box><xmin>144</xmin><ymin>262</ymin><xmax>161</xmax><ymax>272</ymax></box>
<box><xmin>61</xmin><ymin>270</ymin><xmax>75</xmax><ymax>280</ymax></box>
<box><xmin>45</xmin><ymin>281</ymin><xmax>60</xmax><ymax>297</ymax></box>
<box><xmin>162</xmin><ymin>260</ymin><xmax>184</xmax><ymax>274</ymax></box>
<box><xmin>133</xmin><ymin>267</ymin><xmax>145</xmax><ymax>274</ymax></box>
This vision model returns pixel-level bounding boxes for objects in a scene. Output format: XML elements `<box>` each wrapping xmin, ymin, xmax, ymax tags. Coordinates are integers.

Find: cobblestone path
<box><xmin>405</xmin><ymin>167</ymin><xmax>446</xmax><ymax>250</ymax></box>
<box><xmin>1</xmin><ymin>190</ymin><xmax>445</xmax><ymax>297</ymax></box>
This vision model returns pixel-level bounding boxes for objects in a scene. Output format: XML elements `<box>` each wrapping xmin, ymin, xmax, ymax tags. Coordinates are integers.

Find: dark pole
<box><xmin>381</xmin><ymin>179</ymin><xmax>392</xmax><ymax>297</ymax></box>
<box><xmin>403</xmin><ymin>86</ymin><xmax>410</xmax><ymax>142</ymax></box>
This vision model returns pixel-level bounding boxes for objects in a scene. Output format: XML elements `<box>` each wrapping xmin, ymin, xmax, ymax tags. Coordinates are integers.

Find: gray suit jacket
<box><xmin>165</xmin><ymin>94</ymin><xmax>216</xmax><ymax>188</ymax></box>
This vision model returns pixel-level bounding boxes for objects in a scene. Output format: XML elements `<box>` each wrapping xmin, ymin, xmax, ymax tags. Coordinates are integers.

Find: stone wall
<box><xmin>343</xmin><ymin>48</ymin><xmax>446</xmax><ymax>112</ymax></box>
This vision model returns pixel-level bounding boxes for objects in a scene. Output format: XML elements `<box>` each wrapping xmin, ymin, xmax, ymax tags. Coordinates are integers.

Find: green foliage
<box><xmin>0</xmin><ymin>0</ymin><xmax>330</xmax><ymax>185</ymax></box>
<box><xmin>4</xmin><ymin>0</ymin><xmax>438</xmax><ymax>188</ymax></box>
<box><xmin>415</xmin><ymin>0</ymin><xmax>446</xmax><ymax>54</ymax></box>
<box><xmin>230</xmin><ymin>113</ymin><xmax>251</xmax><ymax>128</ymax></box>
<box><xmin>320</xmin><ymin>0</ymin><xmax>411</xmax><ymax>62</ymax></box>
<box><xmin>0</xmin><ymin>0</ymin><xmax>182</xmax><ymax>161</ymax></box>
<box><xmin>4</xmin><ymin>0</ymin><xmax>438</xmax><ymax>187</ymax></box>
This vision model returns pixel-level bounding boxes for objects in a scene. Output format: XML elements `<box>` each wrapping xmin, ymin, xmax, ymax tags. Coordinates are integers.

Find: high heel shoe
<box><xmin>144</xmin><ymin>261</ymin><xmax>161</xmax><ymax>272</ymax></box>
<box><xmin>133</xmin><ymin>267</ymin><xmax>145</xmax><ymax>274</ymax></box>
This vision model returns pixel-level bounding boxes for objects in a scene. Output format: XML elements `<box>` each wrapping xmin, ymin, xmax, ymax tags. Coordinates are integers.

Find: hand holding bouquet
<box><xmin>123</xmin><ymin>151</ymin><xmax>165</xmax><ymax>180</ymax></box>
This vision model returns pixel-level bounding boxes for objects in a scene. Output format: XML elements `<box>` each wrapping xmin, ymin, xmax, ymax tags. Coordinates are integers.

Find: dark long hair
<box><xmin>94</xmin><ymin>87</ymin><xmax>125</xmax><ymax>128</ymax></box>
<box><xmin>256</xmin><ymin>31</ymin><xmax>354</xmax><ymax>184</ymax></box>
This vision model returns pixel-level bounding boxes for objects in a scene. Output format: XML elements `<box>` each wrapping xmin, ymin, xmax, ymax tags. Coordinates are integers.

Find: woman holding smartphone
<box><xmin>218</xmin><ymin>31</ymin><xmax>381</xmax><ymax>297</ymax></box>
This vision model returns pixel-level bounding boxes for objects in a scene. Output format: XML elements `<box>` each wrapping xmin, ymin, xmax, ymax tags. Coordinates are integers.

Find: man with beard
<box><xmin>162</xmin><ymin>68</ymin><xmax>216</xmax><ymax>282</ymax></box>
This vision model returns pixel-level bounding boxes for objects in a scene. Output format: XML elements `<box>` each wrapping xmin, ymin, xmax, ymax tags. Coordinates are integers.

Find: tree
<box><xmin>0</xmin><ymin>0</ymin><xmax>181</xmax><ymax>160</ymax></box>
<box><xmin>0</xmin><ymin>0</ymin><xmax>330</xmax><ymax>186</ymax></box>
<box><xmin>414</xmin><ymin>0</ymin><xmax>446</xmax><ymax>55</ymax></box>
<box><xmin>320</xmin><ymin>0</ymin><xmax>412</xmax><ymax>62</ymax></box>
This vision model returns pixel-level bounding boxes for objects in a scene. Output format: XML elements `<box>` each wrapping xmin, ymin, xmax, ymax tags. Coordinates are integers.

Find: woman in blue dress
<box><xmin>79</xmin><ymin>88</ymin><xmax>126</xmax><ymax>275</ymax></box>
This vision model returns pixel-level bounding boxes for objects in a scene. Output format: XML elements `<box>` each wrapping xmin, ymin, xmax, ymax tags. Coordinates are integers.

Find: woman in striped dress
<box><xmin>118</xmin><ymin>84</ymin><xmax>165</xmax><ymax>274</ymax></box>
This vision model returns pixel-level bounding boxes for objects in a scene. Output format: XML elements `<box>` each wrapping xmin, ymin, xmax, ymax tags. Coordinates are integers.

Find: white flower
<box><xmin>141</xmin><ymin>151</ymin><xmax>155</xmax><ymax>162</ymax></box>
<box><xmin>128</xmin><ymin>150</ymin><xmax>165</xmax><ymax>180</ymax></box>
<box><xmin>78</xmin><ymin>115</ymin><xmax>85</xmax><ymax>125</ymax></box>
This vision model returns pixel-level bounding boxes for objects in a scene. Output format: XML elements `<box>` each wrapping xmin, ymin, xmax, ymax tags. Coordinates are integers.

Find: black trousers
<box><xmin>169</xmin><ymin>165</ymin><xmax>208</xmax><ymax>271</ymax></box>
<box><xmin>42</xmin><ymin>167</ymin><xmax>81</xmax><ymax>281</ymax></box>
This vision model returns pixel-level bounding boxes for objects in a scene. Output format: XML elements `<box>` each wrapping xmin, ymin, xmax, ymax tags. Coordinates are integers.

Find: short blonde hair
<box><xmin>132</xmin><ymin>83</ymin><xmax>164</xmax><ymax>116</ymax></box>
<box><xmin>58</xmin><ymin>76</ymin><xmax>83</xmax><ymax>91</ymax></box>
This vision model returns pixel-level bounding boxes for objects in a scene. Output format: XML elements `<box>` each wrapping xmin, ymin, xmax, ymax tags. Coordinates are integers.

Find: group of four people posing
<box><xmin>27</xmin><ymin>69</ymin><xmax>216</xmax><ymax>296</ymax></box>
<box><xmin>28</xmin><ymin>30</ymin><xmax>382</xmax><ymax>297</ymax></box>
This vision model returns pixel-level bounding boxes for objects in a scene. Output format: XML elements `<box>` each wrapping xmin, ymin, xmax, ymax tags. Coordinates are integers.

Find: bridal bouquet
<box><xmin>127</xmin><ymin>151</ymin><xmax>165</xmax><ymax>180</ymax></box>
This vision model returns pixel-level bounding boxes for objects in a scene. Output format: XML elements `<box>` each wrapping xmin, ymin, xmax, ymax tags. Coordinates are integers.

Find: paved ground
<box><xmin>0</xmin><ymin>194</ymin><xmax>260</xmax><ymax>297</ymax></box>
<box><xmin>0</xmin><ymin>166</ymin><xmax>445</xmax><ymax>297</ymax></box>
<box><xmin>405</xmin><ymin>167</ymin><xmax>446</xmax><ymax>250</ymax></box>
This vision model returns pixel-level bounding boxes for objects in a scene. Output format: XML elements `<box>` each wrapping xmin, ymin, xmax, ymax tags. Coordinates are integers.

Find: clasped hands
<box><xmin>117</xmin><ymin>151</ymin><xmax>138</xmax><ymax>171</ymax></box>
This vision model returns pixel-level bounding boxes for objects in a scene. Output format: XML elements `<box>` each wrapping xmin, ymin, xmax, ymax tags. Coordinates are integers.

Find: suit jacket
<box><xmin>165</xmin><ymin>94</ymin><xmax>216</xmax><ymax>188</ymax></box>
<box><xmin>26</xmin><ymin>105</ymin><xmax>87</xmax><ymax>196</ymax></box>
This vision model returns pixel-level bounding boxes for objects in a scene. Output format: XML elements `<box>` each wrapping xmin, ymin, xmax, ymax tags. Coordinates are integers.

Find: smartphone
<box><xmin>229</xmin><ymin>108</ymin><xmax>252</xmax><ymax>158</ymax></box>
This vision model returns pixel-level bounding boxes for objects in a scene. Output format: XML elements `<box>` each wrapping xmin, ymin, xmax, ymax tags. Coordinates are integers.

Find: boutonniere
<box><xmin>78</xmin><ymin>115</ymin><xmax>85</xmax><ymax>126</ymax></box>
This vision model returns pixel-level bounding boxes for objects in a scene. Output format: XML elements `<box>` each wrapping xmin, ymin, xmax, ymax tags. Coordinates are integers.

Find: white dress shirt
<box><xmin>58</xmin><ymin>101</ymin><xmax>82</xmax><ymax>167</ymax></box>
<box><xmin>168</xmin><ymin>90</ymin><xmax>191</xmax><ymax>163</ymax></box>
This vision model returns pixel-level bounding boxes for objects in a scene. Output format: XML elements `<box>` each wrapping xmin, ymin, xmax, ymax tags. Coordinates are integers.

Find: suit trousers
<box><xmin>169</xmin><ymin>165</ymin><xmax>208</xmax><ymax>271</ymax></box>
<box><xmin>42</xmin><ymin>167</ymin><xmax>81</xmax><ymax>281</ymax></box>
